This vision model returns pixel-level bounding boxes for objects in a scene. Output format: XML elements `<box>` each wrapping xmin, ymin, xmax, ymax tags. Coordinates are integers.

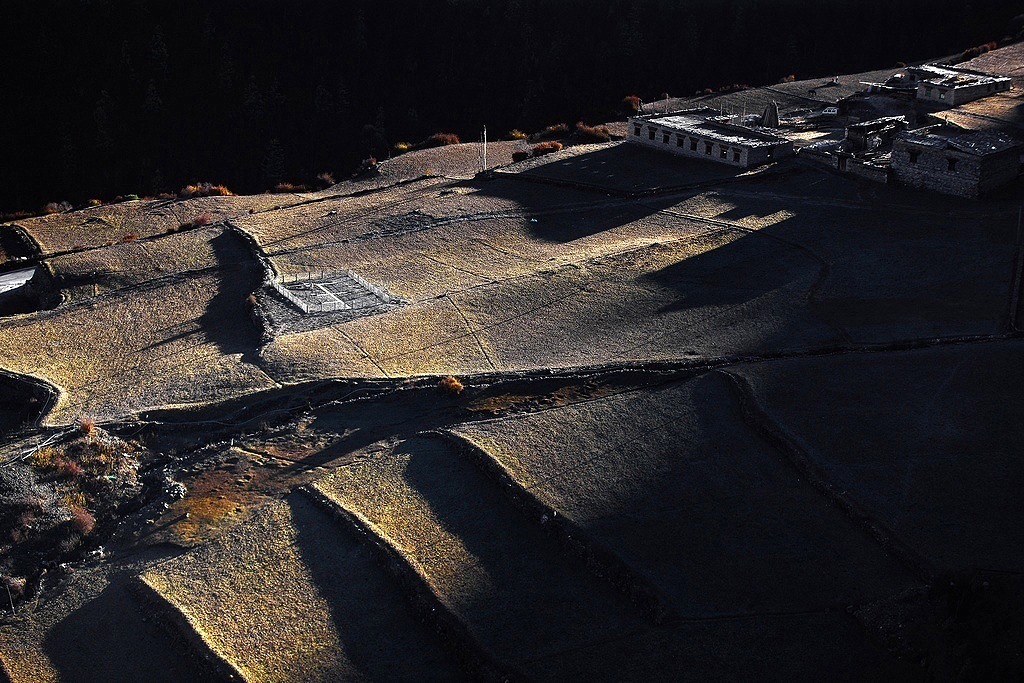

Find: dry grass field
<box><xmin>0</xmin><ymin>228</ymin><xmax>275</xmax><ymax>423</ymax></box>
<box><xmin>140</xmin><ymin>494</ymin><xmax>459</xmax><ymax>682</ymax></box>
<box><xmin>3</xmin><ymin>41</ymin><xmax>1024</xmax><ymax>682</ymax></box>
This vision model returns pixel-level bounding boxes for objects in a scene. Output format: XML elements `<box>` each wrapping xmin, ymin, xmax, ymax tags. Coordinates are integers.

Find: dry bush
<box><xmin>316</xmin><ymin>172</ymin><xmax>335</xmax><ymax>189</ymax></box>
<box><xmin>2</xmin><ymin>575</ymin><xmax>26</xmax><ymax>599</ymax></box>
<box><xmin>621</xmin><ymin>95</ymin><xmax>641</xmax><ymax>113</ymax></box>
<box><xmin>531</xmin><ymin>123</ymin><xmax>569</xmax><ymax>141</ymax></box>
<box><xmin>30</xmin><ymin>447</ymin><xmax>84</xmax><ymax>479</ymax></box>
<box><xmin>439</xmin><ymin>375</ymin><xmax>464</xmax><ymax>395</ymax></box>
<box><xmin>418</xmin><ymin>133</ymin><xmax>461</xmax><ymax>149</ymax></box>
<box><xmin>178</xmin><ymin>211</ymin><xmax>214</xmax><ymax>230</ymax></box>
<box><xmin>179</xmin><ymin>182</ymin><xmax>234</xmax><ymax>198</ymax></box>
<box><xmin>272</xmin><ymin>182</ymin><xmax>310</xmax><ymax>193</ymax></box>
<box><xmin>574</xmin><ymin>121</ymin><xmax>612</xmax><ymax>142</ymax></box>
<box><xmin>354</xmin><ymin>157</ymin><xmax>379</xmax><ymax>176</ymax></box>
<box><xmin>43</xmin><ymin>201</ymin><xmax>72</xmax><ymax>214</ymax></box>
<box><xmin>69</xmin><ymin>507</ymin><xmax>95</xmax><ymax>535</ymax></box>
<box><xmin>958</xmin><ymin>41</ymin><xmax>999</xmax><ymax>62</ymax></box>
<box><xmin>245</xmin><ymin>293</ymin><xmax>257</xmax><ymax>311</ymax></box>
<box><xmin>506</xmin><ymin>129</ymin><xmax>528</xmax><ymax>140</ymax></box>
<box><xmin>531</xmin><ymin>141</ymin><xmax>563</xmax><ymax>157</ymax></box>
<box><xmin>121</xmin><ymin>233</ymin><xmax>139</xmax><ymax>242</ymax></box>
<box><xmin>512</xmin><ymin>150</ymin><xmax>532</xmax><ymax>163</ymax></box>
<box><xmin>78</xmin><ymin>416</ymin><xmax>95</xmax><ymax>436</ymax></box>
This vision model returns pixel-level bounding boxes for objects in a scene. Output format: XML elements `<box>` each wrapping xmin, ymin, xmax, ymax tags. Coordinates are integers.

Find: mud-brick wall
<box><xmin>891</xmin><ymin>141</ymin><xmax>1018</xmax><ymax>198</ymax></box>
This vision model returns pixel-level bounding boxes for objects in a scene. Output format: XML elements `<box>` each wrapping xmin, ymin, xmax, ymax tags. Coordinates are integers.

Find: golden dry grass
<box><xmin>0</xmin><ymin>271</ymin><xmax>275</xmax><ymax>423</ymax></box>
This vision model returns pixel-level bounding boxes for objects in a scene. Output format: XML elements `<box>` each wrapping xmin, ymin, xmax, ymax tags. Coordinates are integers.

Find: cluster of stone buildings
<box><xmin>627</xmin><ymin>57</ymin><xmax>1022</xmax><ymax>199</ymax></box>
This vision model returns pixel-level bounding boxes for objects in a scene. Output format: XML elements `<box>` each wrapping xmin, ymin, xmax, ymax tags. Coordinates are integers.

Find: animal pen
<box><xmin>269</xmin><ymin>269</ymin><xmax>394</xmax><ymax>314</ymax></box>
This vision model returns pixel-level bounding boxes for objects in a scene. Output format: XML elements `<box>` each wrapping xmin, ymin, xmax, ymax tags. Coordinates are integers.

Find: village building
<box><xmin>627</xmin><ymin>108</ymin><xmax>793</xmax><ymax>168</ymax></box>
<box><xmin>891</xmin><ymin>129</ymin><xmax>1021</xmax><ymax>198</ymax></box>
<box><xmin>906</xmin><ymin>64</ymin><xmax>1011</xmax><ymax>105</ymax></box>
<box><xmin>863</xmin><ymin>64</ymin><xmax>1011</xmax><ymax>106</ymax></box>
<box><xmin>845</xmin><ymin>116</ymin><xmax>909</xmax><ymax>152</ymax></box>
<box><xmin>798</xmin><ymin>116</ymin><xmax>907</xmax><ymax>183</ymax></box>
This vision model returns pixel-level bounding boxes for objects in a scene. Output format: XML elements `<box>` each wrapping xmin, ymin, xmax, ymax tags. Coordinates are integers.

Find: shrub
<box><xmin>958</xmin><ymin>41</ymin><xmax>999</xmax><ymax>62</ymax></box>
<box><xmin>439</xmin><ymin>375</ymin><xmax>464</xmax><ymax>395</ymax></box>
<box><xmin>574</xmin><ymin>121</ymin><xmax>612</xmax><ymax>142</ymax></box>
<box><xmin>506</xmin><ymin>129</ymin><xmax>528</xmax><ymax>140</ymax></box>
<box><xmin>392</xmin><ymin>141</ymin><xmax>413</xmax><ymax>155</ymax></box>
<box><xmin>78</xmin><ymin>416</ymin><xmax>95</xmax><ymax>436</ymax></box>
<box><xmin>179</xmin><ymin>211</ymin><xmax>214</xmax><ymax>230</ymax></box>
<box><xmin>69</xmin><ymin>507</ymin><xmax>95</xmax><ymax>536</ymax></box>
<box><xmin>30</xmin><ymin>446</ymin><xmax>84</xmax><ymax>479</ymax></box>
<box><xmin>622</xmin><ymin>95</ymin><xmax>641</xmax><ymax>113</ymax></box>
<box><xmin>43</xmin><ymin>201</ymin><xmax>72</xmax><ymax>214</ymax></box>
<box><xmin>86</xmin><ymin>198</ymin><xmax>102</xmax><ymax>207</ymax></box>
<box><xmin>179</xmin><ymin>182</ymin><xmax>234</xmax><ymax>198</ymax></box>
<box><xmin>316</xmin><ymin>172</ymin><xmax>335</xmax><ymax>189</ymax></box>
<box><xmin>353</xmin><ymin>157</ymin><xmax>378</xmax><ymax>176</ymax></box>
<box><xmin>2</xmin><ymin>576</ymin><xmax>26</xmax><ymax>599</ymax></box>
<box><xmin>531</xmin><ymin>123</ymin><xmax>569</xmax><ymax>141</ymax></box>
<box><xmin>272</xmin><ymin>182</ymin><xmax>310</xmax><ymax>193</ymax></box>
<box><xmin>418</xmin><ymin>132</ymin><xmax>461</xmax><ymax>149</ymax></box>
<box><xmin>245</xmin><ymin>293</ymin><xmax>257</xmax><ymax>310</ymax></box>
<box><xmin>116</xmin><ymin>194</ymin><xmax>141</xmax><ymax>202</ymax></box>
<box><xmin>531</xmin><ymin>141</ymin><xmax>563</xmax><ymax>157</ymax></box>
<box><xmin>512</xmin><ymin>150</ymin><xmax>532</xmax><ymax>163</ymax></box>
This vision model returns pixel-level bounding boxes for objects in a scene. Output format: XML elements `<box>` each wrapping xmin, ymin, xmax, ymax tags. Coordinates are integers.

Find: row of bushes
<box><xmin>6</xmin><ymin>171</ymin><xmax>337</xmax><ymax>221</ymax></box>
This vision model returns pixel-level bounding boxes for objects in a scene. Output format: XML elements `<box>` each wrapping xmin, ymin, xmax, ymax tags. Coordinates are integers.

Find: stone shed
<box><xmin>627</xmin><ymin>108</ymin><xmax>793</xmax><ymax>168</ymax></box>
<box><xmin>891</xmin><ymin>129</ymin><xmax>1021</xmax><ymax>198</ymax></box>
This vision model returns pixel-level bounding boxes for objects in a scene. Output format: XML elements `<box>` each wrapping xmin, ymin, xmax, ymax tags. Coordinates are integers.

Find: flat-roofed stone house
<box><xmin>906</xmin><ymin>64</ymin><xmax>1011</xmax><ymax>106</ymax></box>
<box><xmin>891</xmin><ymin>129</ymin><xmax>1020</xmax><ymax>198</ymax></box>
<box><xmin>627</xmin><ymin>108</ymin><xmax>793</xmax><ymax>168</ymax></box>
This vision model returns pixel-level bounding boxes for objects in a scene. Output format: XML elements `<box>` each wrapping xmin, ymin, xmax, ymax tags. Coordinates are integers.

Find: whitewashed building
<box><xmin>627</xmin><ymin>108</ymin><xmax>793</xmax><ymax>168</ymax></box>
<box><xmin>906</xmin><ymin>64</ymin><xmax>1011</xmax><ymax>106</ymax></box>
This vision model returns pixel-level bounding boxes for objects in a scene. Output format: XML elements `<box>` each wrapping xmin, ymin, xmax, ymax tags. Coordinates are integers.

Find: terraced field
<box><xmin>140</xmin><ymin>494</ymin><xmax>459</xmax><ymax>682</ymax></box>
<box><xmin>2</xmin><ymin>42</ymin><xmax>1024</xmax><ymax>681</ymax></box>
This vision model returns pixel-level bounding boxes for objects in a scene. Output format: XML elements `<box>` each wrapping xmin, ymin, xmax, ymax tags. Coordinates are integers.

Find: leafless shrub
<box><xmin>439</xmin><ymin>375</ymin><xmax>464</xmax><ymax>395</ymax></box>
<box><xmin>179</xmin><ymin>182</ymin><xmax>234</xmax><ymax>198</ymax></box>
<box><xmin>574</xmin><ymin>121</ymin><xmax>612</xmax><ymax>142</ymax></box>
<box><xmin>531</xmin><ymin>141</ymin><xmax>563</xmax><ymax>157</ymax></box>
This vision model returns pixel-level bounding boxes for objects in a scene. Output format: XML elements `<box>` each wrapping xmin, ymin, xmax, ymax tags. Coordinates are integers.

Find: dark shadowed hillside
<box><xmin>0</xmin><ymin>0</ymin><xmax>1020</xmax><ymax>211</ymax></box>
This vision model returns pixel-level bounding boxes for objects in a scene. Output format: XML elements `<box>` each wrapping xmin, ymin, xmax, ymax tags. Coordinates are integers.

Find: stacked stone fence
<box><xmin>270</xmin><ymin>269</ymin><xmax>393</xmax><ymax>314</ymax></box>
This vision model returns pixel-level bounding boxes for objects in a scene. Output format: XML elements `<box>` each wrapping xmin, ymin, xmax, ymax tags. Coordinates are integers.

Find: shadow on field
<box><xmin>475</xmin><ymin>156</ymin><xmax>1022</xmax><ymax>348</ymax></box>
<box><xmin>44</xmin><ymin>580</ymin><xmax>211</xmax><ymax>683</ymax></box>
<box><xmin>290</xmin><ymin>493</ymin><xmax>458</xmax><ymax>680</ymax></box>
<box><xmin>199</xmin><ymin>231</ymin><xmax>263</xmax><ymax>356</ymax></box>
<box><xmin>504</xmin><ymin>142</ymin><xmax>746</xmax><ymax>195</ymax></box>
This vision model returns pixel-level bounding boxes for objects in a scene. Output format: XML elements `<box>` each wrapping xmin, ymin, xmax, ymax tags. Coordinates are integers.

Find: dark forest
<box><xmin>1</xmin><ymin>0</ymin><xmax>1020</xmax><ymax>212</ymax></box>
